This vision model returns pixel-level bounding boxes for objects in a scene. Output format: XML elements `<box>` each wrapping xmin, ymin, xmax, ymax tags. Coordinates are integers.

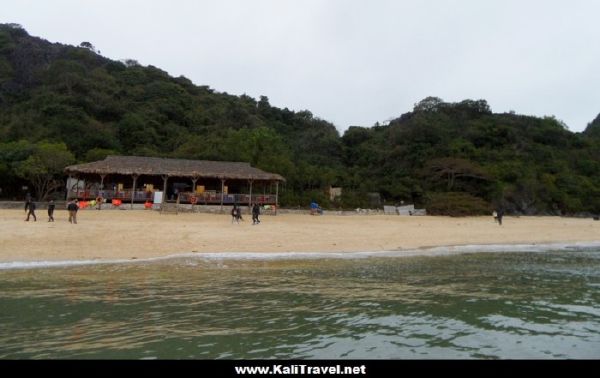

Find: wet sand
<box><xmin>1</xmin><ymin>209</ymin><xmax>599</xmax><ymax>262</ymax></box>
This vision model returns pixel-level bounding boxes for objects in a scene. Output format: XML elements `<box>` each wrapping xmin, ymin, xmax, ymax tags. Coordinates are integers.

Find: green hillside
<box><xmin>1</xmin><ymin>24</ymin><xmax>599</xmax><ymax>215</ymax></box>
<box><xmin>343</xmin><ymin>98</ymin><xmax>600</xmax><ymax>215</ymax></box>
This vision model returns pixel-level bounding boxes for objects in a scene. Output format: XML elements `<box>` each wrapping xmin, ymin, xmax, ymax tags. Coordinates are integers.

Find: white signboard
<box><xmin>153</xmin><ymin>191</ymin><xmax>163</xmax><ymax>205</ymax></box>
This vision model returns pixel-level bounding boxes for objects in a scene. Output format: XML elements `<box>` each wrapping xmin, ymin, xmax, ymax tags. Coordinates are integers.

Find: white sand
<box><xmin>1</xmin><ymin>209</ymin><xmax>599</xmax><ymax>262</ymax></box>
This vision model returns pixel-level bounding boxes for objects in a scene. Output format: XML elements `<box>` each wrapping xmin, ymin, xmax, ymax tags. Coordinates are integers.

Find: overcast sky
<box><xmin>4</xmin><ymin>0</ymin><xmax>599</xmax><ymax>133</ymax></box>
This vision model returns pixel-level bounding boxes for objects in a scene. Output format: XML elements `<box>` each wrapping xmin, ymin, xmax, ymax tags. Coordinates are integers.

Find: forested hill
<box><xmin>343</xmin><ymin>98</ymin><xmax>600</xmax><ymax>215</ymax></box>
<box><xmin>1</xmin><ymin>24</ymin><xmax>599</xmax><ymax>215</ymax></box>
<box><xmin>0</xmin><ymin>24</ymin><xmax>343</xmax><ymax>204</ymax></box>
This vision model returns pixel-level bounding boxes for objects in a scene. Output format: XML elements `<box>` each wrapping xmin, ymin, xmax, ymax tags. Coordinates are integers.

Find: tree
<box><xmin>413</xmin><ymin>96</ymin><xmax>444</xmax><ymax>113</ymax></box>
<box><xmin>14</xmin><ymin>142</ymin><xmax>75</xmax><ymax>200</ymax></box>
<box><xmin>221</xmin><ymin>127</ymin><xmax>294</xmax><ymax>176</ymax></box>
<box><xmin>122</xmin><ymin>59</ymin><xmax>140</xmax><ymax>67</ymax></box>
<box><xmin>426</xmin><ymin>192</ymin><xmax>492</xmax><ymax>216</ymax></box>
<box><xmin>457</xmin><ymin>99</ymin><xmax>491</xmax><ymax>114</ymax></box>
<box><xmin>584</xmin><ymin>113</ymin><xmax>600</xmax><ymax>138</ymax></box>
<box><xmin>79</xmin><ymin>41</ymin><xmax>98</xmax><ymax>53</ymax></box>
<box><xmin>84</xmin><ymin>148</ymin><xmax>119</xmax><ymax>162</ymax></box>
<box><xmin>426</xmin><ymin>157</ymin><xmax>489</xmax><ymax>190</ymax></box>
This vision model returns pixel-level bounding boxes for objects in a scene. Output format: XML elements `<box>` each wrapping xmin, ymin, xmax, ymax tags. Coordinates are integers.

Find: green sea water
<box><xmin>1</xmin><ymin>249</ymin><xmax>599</xmax><ymax>359</ymax></box>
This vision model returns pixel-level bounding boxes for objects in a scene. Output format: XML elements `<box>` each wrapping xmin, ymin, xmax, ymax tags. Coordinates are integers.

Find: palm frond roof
<box><xmin>64</xmin><ymin>156</ymin><xmax>285</xmax><ymax>181</ymax></box>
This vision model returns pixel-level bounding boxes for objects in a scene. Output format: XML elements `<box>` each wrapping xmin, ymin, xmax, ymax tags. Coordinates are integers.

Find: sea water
<box><xmin>0</xmin><ymin>246</ymin><xmax>599</xmax><ymax>359</ymax></box>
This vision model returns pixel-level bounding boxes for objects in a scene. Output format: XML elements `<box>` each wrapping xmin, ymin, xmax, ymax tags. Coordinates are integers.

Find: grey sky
<box><xmin>3</xmin><ymin>0</ymin><xmax>599</xmax><ymax>133</ymax></box>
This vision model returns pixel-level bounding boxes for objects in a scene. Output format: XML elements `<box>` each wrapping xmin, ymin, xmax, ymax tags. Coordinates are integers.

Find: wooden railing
<box><xmin>69</xmin><ymin>189</ymin><xmax>152</xmax><ymax>202</ymax></box>
<box><xmin>68</xmin><ymin>189</ymin><xmax>277</xmax><ymax>205</ymax></box>
<box><xmin>179</xmin><ymin>192</ymin><xmax>277</xmax><ymax>205</ymax></box>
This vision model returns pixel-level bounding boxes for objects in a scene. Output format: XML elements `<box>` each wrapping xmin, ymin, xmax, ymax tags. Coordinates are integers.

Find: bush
<box><xmin>426</xmin><ymin>192</ymin><xmax>492</xmax><ymax>216</ymax></box>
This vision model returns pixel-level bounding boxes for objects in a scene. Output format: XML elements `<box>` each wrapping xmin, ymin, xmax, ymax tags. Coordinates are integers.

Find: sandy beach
<box><xmin>0</xmin><ymin>208</ymin><xmax>599</xmax><ymax>262</ymax></box>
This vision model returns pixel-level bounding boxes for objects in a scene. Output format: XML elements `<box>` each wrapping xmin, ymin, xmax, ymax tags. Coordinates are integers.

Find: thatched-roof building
<box><xmin>64</xmin><ymin>156</ymin><xmax>285</xmax><ymax>210</ymax></box>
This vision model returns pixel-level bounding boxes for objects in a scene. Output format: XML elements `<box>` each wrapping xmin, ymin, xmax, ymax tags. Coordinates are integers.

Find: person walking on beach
<box><xmin>24</xmin><ymin>192</ymin><xmax>32</xmax><ymax>215</ymax></box>
<box><xmin>252</xmin><ymin>203</ymin><xmax>261</xmax><ymax>225</ymax></box>
<box><xmin>25</xmin><ymin>199</ymin><xmax>37</xmax><ymax>221</ymax></box>
<box><xmin>67</xmin><ymin>199</ymin><xmax>79</xmax><ymax>224</ymax></box>
<box><xmin>231</xmin><ymin>205</ymin><xmax>238</xmax><ymax>224</ymax></box>
<box><xmin>47</xmin><ymin>199</ymin><xmax>55</xmax><ymax>222</ymax></box>
<box><xmin>231</xmin><ymin>204</ymin><xmax>243</xmax><ymax>224</ymax></box>
<box><xmin>496</xmin><ymin>208</ymin><xmax>504</xmax><ymax>226</ymax></box>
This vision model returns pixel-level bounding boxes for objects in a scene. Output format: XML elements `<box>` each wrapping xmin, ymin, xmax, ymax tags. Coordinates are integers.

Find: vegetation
<box><xmin>1</xmin><ymin>24</ymin><xmax>599</xmax><ymax>215</ymax></box>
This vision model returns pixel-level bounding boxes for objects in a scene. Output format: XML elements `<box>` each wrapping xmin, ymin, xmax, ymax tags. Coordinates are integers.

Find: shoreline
<box><xmin>2</xmin><ymin>240</ymin><xmax>600</xmax><ymax>270</ymax></box>
<box><xmin>1</xmin><ymin>209</ymin><xmax>599</xmax><ymax>266</ymax></box>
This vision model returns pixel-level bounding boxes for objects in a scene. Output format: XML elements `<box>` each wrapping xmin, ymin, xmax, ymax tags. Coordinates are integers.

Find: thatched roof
<box><xmin>64</xmin><ymin>156</ymin><xmax>285</xmax><ymax>181</ymax></box>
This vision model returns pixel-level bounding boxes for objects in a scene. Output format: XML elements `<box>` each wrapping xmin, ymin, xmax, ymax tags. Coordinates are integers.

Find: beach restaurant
<box><xmin>64</xmin><ymin>155</ymin><xmax>285</xmax><ymax>210</ymax></box>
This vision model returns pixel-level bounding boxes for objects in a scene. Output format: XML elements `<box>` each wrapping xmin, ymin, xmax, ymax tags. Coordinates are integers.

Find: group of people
<box><xmin>231</xmin><ymin>203</ymin><xmax>262</xmax><ymax>225</ymax></box>
<box><xmin>24</xmin><ymin>196</ymin><xmax>79</xmax><ymax>224</ymax></box>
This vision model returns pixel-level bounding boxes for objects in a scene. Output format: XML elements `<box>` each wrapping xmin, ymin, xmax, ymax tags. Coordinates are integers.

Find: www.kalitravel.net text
<box><xmin>234</xmin><ymin>364</ymin><xmax>367</xmax><ymax>375</ymax></box>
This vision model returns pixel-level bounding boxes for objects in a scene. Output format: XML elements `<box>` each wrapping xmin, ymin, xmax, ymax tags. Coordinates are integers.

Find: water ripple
<box><xmin>0</xmin><ymin>250</ymin><xmax>599</xmax><ymax>358</ymax></box>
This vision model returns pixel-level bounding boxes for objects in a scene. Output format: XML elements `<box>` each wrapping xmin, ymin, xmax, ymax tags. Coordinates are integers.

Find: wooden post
<box><xmin>66</xmin><ymin>175</ymin><xmax>73</xmax><ymax>200</ymax></box>
<box><xmin>98</xmin><ymin>174</ymin><xmax>106</xmax><ymax>210</ymax></box>
<box><xmin>275</xmin><ymin>181</ymin><xmax>279</xmax><ymax>213</ymax></box>
<box><xmin>220</xmin><ymin>178</ymin><xmax>225</xmax><ymax>212</ymax></box>
<box><xmin>131</xmin><ymin>174</ymin><xmax>138</xmax><ymax>209</ymax></box>
<box><xmin>248</xmin><ymin>179</ymin><xmax>253</xmax><ymax>208</ymax></box>
<box><xmin>162</xmin><ymin>175</ymin><xmax>168</xmax><ymax>210</ymax></box>
<box><xmin>191</xmin><ymin>177</ymin><xmax>198</xmax><ymax>212</ymax></box>
<box><xmin>76</xmin><ymin>177</ymin><xmax>80</xmax><ymax>199</ymax></box>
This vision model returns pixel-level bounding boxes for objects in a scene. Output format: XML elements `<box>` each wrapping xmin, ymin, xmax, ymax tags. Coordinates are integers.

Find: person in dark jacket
<box><xmin>231</xmin><ymin>204</ymin><xmax>243</xmax><ymax>224</ymax></box>
<box><xmin>47</xmin><ymin>199</ymin><xmax>55</xmax><ymax>222</ymax></box>
<box><xmin>231</xmin><ymin>204</ymin><xmax>239</xmax><ymax>224</ymax></box>
<box><xmin>67</xmin><ymin>199</ymin><xmax>79</xmax><ymax>224</ymax></box>
<box><xmin>24</xmin><ymin>192</ymin><xmax>32</xmax><ymax>214</ymax></box>
<box><xmin>496</xmin><ymin>208</ymin><xmax>504</xmax><ymax>226</ymax></box>
<box><xmin>252</xmin><ymin>203</ymin><xmax>261</xmax><ymax>225</ymax></box>
<box><xmin>25</xmin><ymin>200</ymin><xmax>37</xmax><ymax>221</ymax></box>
